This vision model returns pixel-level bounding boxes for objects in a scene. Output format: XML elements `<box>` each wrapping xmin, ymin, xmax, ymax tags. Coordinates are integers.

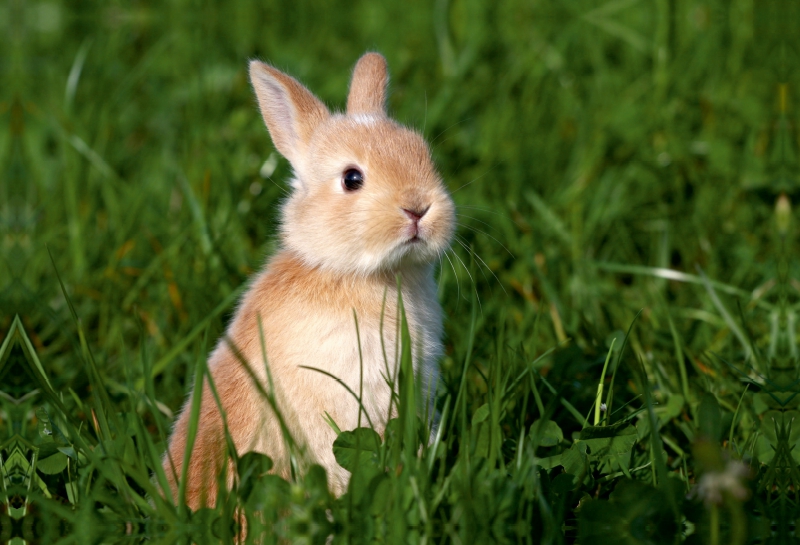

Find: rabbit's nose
<box><xmin>403</xmin><ymin>206</ymin><xmax>430</xmax><ymax>222</ymax></box>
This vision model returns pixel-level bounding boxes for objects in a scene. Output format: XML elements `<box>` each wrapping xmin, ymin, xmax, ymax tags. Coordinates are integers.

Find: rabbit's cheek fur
<box><xmin>280</xmin><ymin>129</ymin><xmax>455</xmax><ymax>275</ymax></box>
<box><xmin>284</xmin><ymin>192</ymin><xmax>452</xmax><ymax>274</ymax></box>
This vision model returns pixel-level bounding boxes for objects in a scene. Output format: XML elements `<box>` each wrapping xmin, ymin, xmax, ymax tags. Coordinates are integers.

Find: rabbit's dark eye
<box><xmin>342</xmin><ymin>168</ymin><xmax>364</xmax><ymax>191</ymax></box>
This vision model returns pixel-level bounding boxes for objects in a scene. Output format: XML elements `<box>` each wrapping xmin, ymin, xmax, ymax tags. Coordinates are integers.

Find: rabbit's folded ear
<box><xmin>249</xmin><ymin>60</ymin><xmax>330</xmax><ymax>167</ymax></box>
<box><xmin>347</xmin><ymin>52</ymin><xmax>389</xmax><ymax>116</ymax></box>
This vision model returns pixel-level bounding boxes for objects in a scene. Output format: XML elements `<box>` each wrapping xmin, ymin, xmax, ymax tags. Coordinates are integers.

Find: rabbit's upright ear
<box><xmin>249</xmin><ymin>61</ymin><xmax>330</xmax><ymax>167</ymax></box>
<box><xmin>347</xmin><ymin>52</ymin><xmax>389</xmax><ymax>116</ymax></box>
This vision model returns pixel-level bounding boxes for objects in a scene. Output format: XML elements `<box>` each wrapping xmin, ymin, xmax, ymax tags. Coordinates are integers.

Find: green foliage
<box><xmin>2</xmin><ymin>0</ymin><xmax>798</xmax><ymax>543</ymax></box>
<box><xmin>579</xmin><ymin>478</ymin><xmax>684</xmax><ymax>545</ymax></box>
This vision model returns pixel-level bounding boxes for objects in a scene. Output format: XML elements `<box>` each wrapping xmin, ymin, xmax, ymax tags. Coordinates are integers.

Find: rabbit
<box><xmin>162</xmin><ymin>52</ymin><xmax>455</xmax><ymax>509</ymax></box>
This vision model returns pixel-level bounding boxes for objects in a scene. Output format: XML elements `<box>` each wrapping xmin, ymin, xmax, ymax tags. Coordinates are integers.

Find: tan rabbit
<box><xmin>162</xmin><ymin>52</ymin><xmax>455</xmax><ymax>508</ymax></box>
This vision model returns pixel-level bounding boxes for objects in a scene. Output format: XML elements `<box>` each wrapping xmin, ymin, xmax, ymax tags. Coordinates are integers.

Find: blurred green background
<box><xmin>2</xmin><ymin>0</ymin><xmax>797</xmax><ymax>543</ymax></box>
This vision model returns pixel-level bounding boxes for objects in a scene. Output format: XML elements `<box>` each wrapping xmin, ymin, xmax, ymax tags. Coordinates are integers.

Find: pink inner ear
<box><xmin>250</xmin><ymin>69</ymin><xmax>300</xmax><ymax>164</ymax></box>
<box><xmin>249</xmin><ymin>61</ymin><xmax>330</xmax><ymax>168</ymax></box>
<box><xmin>255</xmin><ymin>74</ymin><xmax>298</xmax><ymax>151</ymax></box>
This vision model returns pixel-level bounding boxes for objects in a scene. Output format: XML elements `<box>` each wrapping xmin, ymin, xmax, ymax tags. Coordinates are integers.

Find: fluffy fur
<box><xmin>162</xmin><ymin>52</ymin><xmax>455</xmax><ymax>508</ymax></box>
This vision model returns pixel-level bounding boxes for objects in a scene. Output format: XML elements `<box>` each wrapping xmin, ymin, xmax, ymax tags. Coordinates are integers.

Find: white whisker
<box><xmin>456</xmin><ymin>204</ymin><xmax>510</xmax><ymax>219</ymax></box>
<box><xmin>455</xmin><ymin>237</ymin><xmax>507</xmax><ymax>296</ymax></box>
<box><xmin>456</xmin><ymin>223</ymin><xmax>515</xmax><ymax>258</ymax></box>
<box><xmin>430</xmin><ymin>118</ymin><xmax>471</xmax><ymax>149</ymax></box>
<box><xmin>456</xmin><ymin>213</ymin><xmax>505</xmax><ymax>236</ymax></box>
<box><xmin>452</xmin><ymin>163</ymin><xmax>500</xmax><ymax>194</ymax></box>
<box><xmin>265</xmin><ymin>176</ymin><xmax>291</xmax><ymax>197</ymax></box>
<box><xmin>449</xmin><ymin>247</ymin><xmax>482</xmax><ymax>315</ymax></box>
<box><xmin>443</xmin><ymin>248</ymin><xmax>461</xmax><ymax>307</ymax></box>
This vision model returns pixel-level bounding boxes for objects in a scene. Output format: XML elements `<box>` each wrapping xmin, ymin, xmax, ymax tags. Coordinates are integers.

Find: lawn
<box><xmin>1</xmin><ymin>0</ymin><xmax>795</xmax><ymax>543</ymax></box>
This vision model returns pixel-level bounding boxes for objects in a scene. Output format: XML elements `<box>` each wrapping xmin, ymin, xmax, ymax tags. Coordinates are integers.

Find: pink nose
<box><xmin>403</xmin><ymin>206</ymin><xmax>429</xmax><ymax>222</ymax></box>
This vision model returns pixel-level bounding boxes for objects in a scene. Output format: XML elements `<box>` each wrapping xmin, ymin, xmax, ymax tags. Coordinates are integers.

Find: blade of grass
<box><xmin>139</xmin><ymin>283</ymin><xmax>244</xmax><ymax>388</ymax></box>
<box><xmin>594</xmin><ymin>338</ymin><xmax>616</xmax><ymax>426</ymax></box>
<box><xmin>605</xmin><ymin>309</ymin><xmax>643</xmax><ymax>425</ymax></box>
<box><xmin>177</xmin><ymin>327</ymin><xmax>209</xmax><ymax>513</ymax></box>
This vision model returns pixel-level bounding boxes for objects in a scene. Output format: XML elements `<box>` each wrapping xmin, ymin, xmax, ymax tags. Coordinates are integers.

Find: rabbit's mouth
<box><xmin>397</xmin><ymin>234</ymin><xmax>428</xmax><ymax>257</ymax></box>
<box><xmin>387</xmin><ymin>230</ymin><xmax>447</xmax><ymax>270</ymax></box>
<box><xmin>403</xmin><ymin>232</ymin><xmax>434</xmax><ymax>251</ymax></box>
<box><xmin>400</xmin><ymin>234</ymin><xmax>436</xmax><ymax>261</ymax></box>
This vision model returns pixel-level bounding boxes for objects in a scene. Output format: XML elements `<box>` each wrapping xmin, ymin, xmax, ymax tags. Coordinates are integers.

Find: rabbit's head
<box><xmin>249</xmin><ymin>53</ymin><xmax>455</xmax><ymax>276</ymax></box>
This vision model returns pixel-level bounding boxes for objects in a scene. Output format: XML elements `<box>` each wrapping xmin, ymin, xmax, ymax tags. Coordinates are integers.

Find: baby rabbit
<box><xmin>163</xmin><ymin>52</ymin><xmax>455</xmax><ymax>508</ymax></box>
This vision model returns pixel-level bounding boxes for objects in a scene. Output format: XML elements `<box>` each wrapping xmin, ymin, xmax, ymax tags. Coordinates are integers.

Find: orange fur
<box><xmin>346</xmin><ymin>52</ymin><xmax>389</xmax><ymax>115</ymax></box>
<box><xmin>162</xmin><ymin>52</ymin><xmax>454</xmax><ymax>509</ymax></box>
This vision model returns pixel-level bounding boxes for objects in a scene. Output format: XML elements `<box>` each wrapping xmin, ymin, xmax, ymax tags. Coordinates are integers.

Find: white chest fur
<box><xmin>211</xmin><ymin>254</ymin><xmax>443</xmax><ymax>490</ymax></box>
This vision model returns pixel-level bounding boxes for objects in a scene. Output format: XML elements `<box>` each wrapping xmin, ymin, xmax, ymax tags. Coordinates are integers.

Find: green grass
<box><xmin>1</xmin><ymin>0</ymin><xmax>797</xmax><ymax>543</ymax></box>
